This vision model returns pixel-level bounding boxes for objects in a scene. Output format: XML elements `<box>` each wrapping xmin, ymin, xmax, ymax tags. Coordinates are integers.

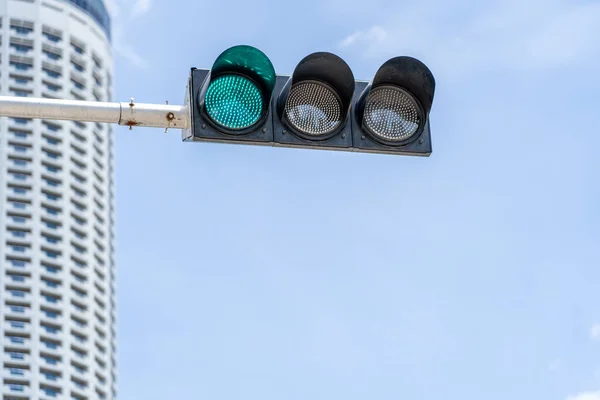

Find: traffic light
<box><xmin>184</xmin><ymin>45</ymin><xmax>436</xmax><ymax>157</ymax></box>
<box><xmin>188</xmin><ymin>45</ymin><xmax>276</xmax><ymax>145</ymax></box>
<box><xmin>272</xmin><ymin>52</ymin><xmax>355</xmax><ymax>150</ymax></box>
<box><xmin>352</xmin><ymin>56</ymin><xmax>435</xmax><ymax>156</ymax></box>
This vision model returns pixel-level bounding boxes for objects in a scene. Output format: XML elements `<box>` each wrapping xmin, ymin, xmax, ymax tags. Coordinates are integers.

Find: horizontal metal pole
<box><xmin>0</xmin><ymin>96</ymin><xmax>189</xmax><ymax>129</ymax></box>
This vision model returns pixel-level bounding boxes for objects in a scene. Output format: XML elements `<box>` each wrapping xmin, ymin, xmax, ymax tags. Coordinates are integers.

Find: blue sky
<box><xmin>105</xmin><ymin>0</ymin><xmax>600</xmax><ymax>399</ymax></box>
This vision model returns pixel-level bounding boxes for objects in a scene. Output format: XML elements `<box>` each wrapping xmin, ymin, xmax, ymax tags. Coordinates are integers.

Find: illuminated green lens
<box><xmin>205</xmin><ymin>74</ymin><xmax>263</xmax><ymax>130</ymax></box>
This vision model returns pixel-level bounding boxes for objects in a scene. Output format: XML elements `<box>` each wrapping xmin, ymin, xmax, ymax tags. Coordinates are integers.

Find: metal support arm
<box><xmin>0</xmin><ymin>96</ymin><xmax>189</xmax><ymax>130</ymax></box>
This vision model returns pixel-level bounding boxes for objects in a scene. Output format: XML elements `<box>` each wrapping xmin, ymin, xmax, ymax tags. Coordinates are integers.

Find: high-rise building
<box><xmin>0</xmin><ymin>0</ymin><xmax>116</xmax><ymax>399</ymax></box>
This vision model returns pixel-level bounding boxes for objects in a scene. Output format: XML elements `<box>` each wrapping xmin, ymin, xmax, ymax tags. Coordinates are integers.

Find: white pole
<box><xmin>0</xmin><ymin>96</ymin><xmax>189</xmax><ymax>130</ymax></box>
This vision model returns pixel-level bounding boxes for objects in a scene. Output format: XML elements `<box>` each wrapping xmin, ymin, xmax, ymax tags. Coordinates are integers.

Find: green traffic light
<box><xmin>203</xmin><ymin>45</ymin><xmax>275</xmax><ymax>131</ymax></box>
<box><xmin>205</xmin><ymin>74</ymin><xmax>263</xmax><ymax>130</ymax></box>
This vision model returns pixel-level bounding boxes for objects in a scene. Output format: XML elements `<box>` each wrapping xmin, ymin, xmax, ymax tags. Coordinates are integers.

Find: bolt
<box><xmin>341</xmin><ymin>133</ymin><xmax>346</xmax><ymax>139</ymax></box>
<box><xmin>282</xmin><ymin>130</ymin><xmax>287</xmax><ymax>135</ymax></box>
<box><xmin>167</xmin><ymin>112</ymin><xmax>175</xmax><ymax>121</ymax></box>
<box><xmin>202</xmin><ymin>124</ymin><xmax>206</xmax><ymax>129</ymax></box>
<box><xmin>262</xmin><ymin>128</ymin><xmax>267</xmax><ymax>133</ymax></box>
<box><xmin>419</xmin><ymin>139</ymin><xmax>424</xmax><ymax>144</ymax></box>
<box><xmin>361</xmin><ymin>135</ymin><xmax>365</xmax><ymax>140</ymax></box>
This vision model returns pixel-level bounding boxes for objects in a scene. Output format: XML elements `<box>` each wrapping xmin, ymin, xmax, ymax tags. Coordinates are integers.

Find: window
<box><xmin>44</xmin><ymin>294</ymin><xmax>59</xmax><ymax>303</ymax></box>
<box><xmin>44</xmin><ymin>250</ymin><xmax>59</xmax><ymax>259</ymax></box>
<box><xmin>11</xmin><ymin>25</ymin><xmax>33</xmax><ymax>34</ymax></box>
<box><xmin>9</xmin><ymin>367</ymin><xmax>26</xmax><ymax>376</ymax></box>
<box><xmin>43</xmin><ymin>50</ymin><xmax>61</xmax><ymax>60</ymax></box>
<box><xmin>9</xmin><ymin>230</ymin><xmax>27</xmax><ymax>238</ymax></box>
<box><xmin>72</xmin><ymin>43</ymin><xmax>85</xmax><ymax>54</ymax></box>
<box><xmin>42</xmin><ymin>355</ymin><xmax>59</xmax><ymax>365</ymax></box>
<box><xmin>72</xmin><ymin>79</ymin><xmax>85</xmax><ymax>90</ymax></box>
<box><xmin>42</xmin><ymin>339</ymin><xmax>58</xmax><ymax>349</ymax></box>
<box><xmin>11</xmin><ymin>290</ymin><xmax>26</xmax><ymax>298</ymax></box>
<box><xmin>8</xmin><ymin>384</ymin><xmax>25</xmax><ymax>392</ymax></box>
<box><xmin>72</xmin><ymin>332</ymin><xmax>86</xmax><ymax>343</ymax></box>
<box><xmin>73</xmin><ymin>348</ymin><xmax>86</xmax><ymax>358</ymax></box>
<box><xmin>13</xmin><ymin>89</ymin><xmax>31</xmax><ymax>97</ymax></box>
<box><xmin>45</xmin><ymin>221</ymin><xmax>58</xmax><ymax>229</ymax></box>
<box><xmin>12</xmin><ymin>131</ymin><xmax>29</xmax><ymax>138</ymax></box>
<box><xmin>42</xmin><ymin>324</ymin><xmax>59</xmax><ymax>334</ymax></box>
<box><xmin>44</xmin><ymin>32</ymin><xmax>61</xmax><ymax>42</ymax></box>
<box><xmin>45</xmin><ymin>82</ymin><xmax>61</xmax><ymax>92</ymax></box>
<box><xmin>9</xmin><ymin>320</ymin><xmax>26</xmax><ymax>329</ymax></box>
<box><xmin>12</xmin><ymin>145</ymin><xmax>28</xmax><ymax>153</ymax></box>
<box><xmin>9</xmin><ymin>352</ymin><xmax>25</xmax><ymax>360</ymax></box>
<box><xmin>13</xmin><ymin>76</ymin><xmax>32</xmax><ymax>84</ymax></box>
<box><xmin>45</xmin><ymin>138</ymin><xmax>59</xmax><ymax>148</ymax></box>
<box><xmin>44</xmin><ymin>150</ymin><xmax>61</xmax><ymax>159</ymax></box>
<box><xmin>9</xmin><ymin>259</ymin><xmax>27</xmax><ymax>267</ymax></box>
<box><xmin>45</xmin><ymin>164</ymin><xmax>60</xmax><ymax>173</ymax></box>
<box><xmin>44</xmin><ymin>264</ymin><xmax>60</xmax><ymax>273</ymax></box>
<box><xmin>44</xmin><ymin>192</ymin><xmax>60</xmax><ymax>201</ymax></box>
<box><xmin>43</xmin><ymin>279</ymin><xmax>59</xmax><ymax>288</ymax></box>
<box><xmin>9</xmin><ymin>336</ymin><xmax>25</xmax><ymax>344</ymax></box>
<box><xmin>72</xmin><ymin>61</ymin><xmax>85</xmax><ymax>72</ymax></box>
<box><xmin>10</xmin><ymin>61</ymin><xmax>32</xmax><ymax>71</ymax></box>
<box><xmin>44</xmin><ymin>122</ymin><xmax>62</xmax><ymax>131</ymax></box>
<box><xmin>11</xmin><ymin>173</ymin><xmax>28</xmax><ymax>181</ymax></box>
<box><xmin>43</xmin><ymin>371</ymin><xmax>59</xmax><ymax>381</ymax></box>
<box><xmin>44</xmin><ymin>206</ymin><xmax>60</xmax><ymax>215</ymax></box>
<box><xmin>43</xmin><ymin>68</ymin><xmax>62</xmax><ymax>79</ymax></box>
<box><xmin>11</xmin><ymin>245</ymin><xmax>27</xmax><ymax>252</ymax></box>
<box><xmin>12</xmin><ymin>201</ymin><xmax>27</xmax><ymax>209</ymax></box>
<box><xmin>44</xmin><ymin>235</ymin><xmax>60</xmax><ymax>244</ymax></box>
<box><xmin>43</xmin><ymin>309</ymin><xmax>59</xmax><ymax>318</ymax></box>
<box><xmin>10</xmin><ymin>274</ymin><xmax>26</xmax><ymax>282</ymax></box>
<box><xmin>12</xmin><ymin>186</ymin><xmax>28</xmax><ymax>195</ymax></box>
<box><xmin>10</xmin><ymin>43</ymin><xmax>33</xmax><ymax>53</ymax></box>
<box><xmin>11</xmin><ymin>216</ymin><xmax>27</xmax><ymax>224</ymax></box>
<box><xmin>12</xmin><ymin>158</ymin><xmax>29</xmax><ymax>166</ymax></box>
<box><xmin>44</xmin><ymin>178</ymin><xmax>60</xmax><ymax>187</ymax></box>
<box><xmin>12</xmin><ymin>118</ymin><xmax>30</xmax><ymax>124</ymax></box>
<box><xmin>41</xmin><ymin>387</ymin><xmax>59</xmax><ymax>397</ymax></box>
<box><xmin>10</xmin><ymin>305</ymin><xmax>26</xmax><ymax>313</ymax></box>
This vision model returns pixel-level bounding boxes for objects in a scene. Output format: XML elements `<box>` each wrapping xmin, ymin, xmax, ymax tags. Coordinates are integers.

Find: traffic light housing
<box><xmin>352</xmin><ymin>56</ymin><xmax>435</xmax><ymax>155</ymax></box>
<box><xmin>188</xmin><ymin>45</ymin><xmax>276</xmax><ymax>145</ymax></box>
<box><xmin>272</xmin><ymin>52</ymin><xmax>355</xmax><ymax>150</ymax></box>
<box><xmin>184</xmin><ymin>45</ymin><xmax>436</xmax><ymax>157</ymax></box>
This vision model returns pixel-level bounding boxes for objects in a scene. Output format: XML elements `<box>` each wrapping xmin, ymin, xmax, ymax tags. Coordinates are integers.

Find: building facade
<box><xmin>0</xmin><ymin>0</ymin><xmax>116</xmax><ymax>399</ymax></box>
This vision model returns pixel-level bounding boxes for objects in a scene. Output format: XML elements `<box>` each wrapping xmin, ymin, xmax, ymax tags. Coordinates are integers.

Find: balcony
<box><xmin>2</xmin><ymin>383</ymin><xmax>31</xmax><ymax>397</ymax></box>
<box><xmin>2</xmin><ymin>367</ymin><xmax>32</xmax><ymax>381</ymax></box>
<box><xmin>5</xmin><ymin>245</ymin><xmax>32</xmax><ymax>260</ymax></box>
<box><xmin>9</xmin><ymin>63</ymin><xmax>33</xmax><ymax>75</ymax></box>
<box><xmin>1</xmin><ymin>352</ymin><xmax>30</xmax><ymax>365</ymax></box>
<box><xmin>7</xmin><ymin>201</ymin><xmax>31</xmax><ymax>214</ymax></box>
<box><xmin>4</xmin><ymin>305</ymin><xmax>31</xmax><ymax>319</ymax></box>
<box><xmin>4</xmin><ymin>335</ymin><xmax>29</xmax><ymax>348</ymax></box>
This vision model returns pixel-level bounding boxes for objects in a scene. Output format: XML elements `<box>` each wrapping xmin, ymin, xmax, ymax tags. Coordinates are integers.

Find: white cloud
<box><xmin>567</xmin><ymin>391</ymin><xmax>600</xmax><ymax>400</ymax></box>
<box><xmin>340</xmin><ymin>26</ymin><xmax>387</xmax><ymax>48</ymax></box>
<box><xmin>114</xmin><ymin>42</ymin><xmax>149</xmax><ymax>69</ymax></box>
<box><xmin>132</xmin><ymin>0</ymin><xmax>152</xmax><ymax>18</ymax></box>
<box><xmin>337</xmin><ymin>0</ymin><xmax>600</xmax><ymax>78</ymax></box>
<box><xmin>591</xmin><ymin>323</ymin><xmax>600</xmax><ymax>341</ymax></box>
<box><xmin>105</xmin><ymin>0</ymin><xmax>149</xmax><ymax>69</ymax></box>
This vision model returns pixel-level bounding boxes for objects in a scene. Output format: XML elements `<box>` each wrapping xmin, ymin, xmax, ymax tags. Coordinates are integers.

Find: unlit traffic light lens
<box><xmin>363</xmin><ymin>86</ymin><xmax>421</xmax><ymax>142</ymax></box>
<box><xmin>205</xmin><ymin>74</ymin><xmax>263</xmax><ymax>130</ymax></box>
<box><xmin>284</xmin><ymin>81</ymin><xmax>342</xmax><ymax>137</ymax></box>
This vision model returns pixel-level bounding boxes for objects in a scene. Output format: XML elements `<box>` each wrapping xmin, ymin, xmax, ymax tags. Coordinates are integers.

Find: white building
<box><xmin>0</xmin><ymin>0</ymin><xmax>116</xmax><ymax>399</ymax></box>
